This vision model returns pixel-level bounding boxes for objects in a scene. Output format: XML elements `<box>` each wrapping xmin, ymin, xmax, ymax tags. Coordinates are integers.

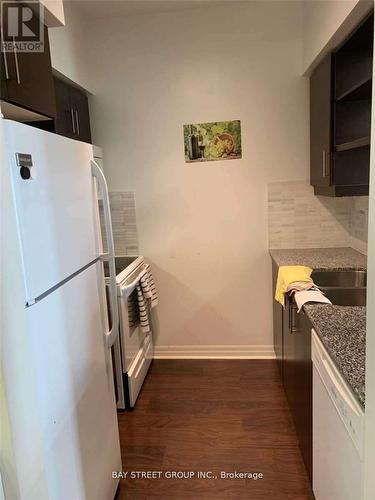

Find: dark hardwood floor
<box><xmin>117</xmin><ymin>360</ymin><xmax>313</xmax><ymax>499</ymax></box>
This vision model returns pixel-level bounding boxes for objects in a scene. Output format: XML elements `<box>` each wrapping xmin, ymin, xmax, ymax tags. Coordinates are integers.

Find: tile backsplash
<box><xmin>100</xmin><ymin>192</ymin><xmax>139</xmax><ymax>256</ymax></box>
<box><xmin>268</xmin><ymin>181</ymin><xmax>368</xmax><ymax>254</ymax></box>
<box><xmin>349</xmin><ymin>196</ymin><xmax>369</xmax><ymax>254</ymax></box>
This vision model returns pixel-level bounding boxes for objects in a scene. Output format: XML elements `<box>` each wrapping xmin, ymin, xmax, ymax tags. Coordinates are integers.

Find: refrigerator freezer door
<box><xmin>4</xmin><ymin>120</ymin><xmax>99</xmax><ymax>303</ymax></box>
<box><xmin>25</xmin><ymin>261</ymin><xmax>121</xmax><ymax>500</ymax></box>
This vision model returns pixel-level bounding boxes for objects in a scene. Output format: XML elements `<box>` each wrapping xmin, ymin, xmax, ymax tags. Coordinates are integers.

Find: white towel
<box><xmin>286</xmin><ymin>281</ymin><xmax>320</xmax><ymax>293</ymax></box>
<box><xmin>139</xmin><ymin>264</ymin><xmax>159</xmax><ymax>308</ymax></box>
<box><xmin>137</xmin><ymin>264</ymin><xmax>158</xmax><ymax>333</ymax></box>
<box><xmin>294</xmin><ymin>290</ymin><xmax>332</xmax><ymax>312</ymax></box>
<box><xmin>127</xmin><ymin>292</ymin><xmax>139</xmax><ymax>328</ymax></box>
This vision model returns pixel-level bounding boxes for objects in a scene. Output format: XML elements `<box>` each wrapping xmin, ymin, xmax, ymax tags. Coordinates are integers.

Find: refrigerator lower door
<box><xmin>24</xmin><ymin>261</ymin><xmax>121</xmax><ymax>500</ymax></box>
<box><xmin>4</xmin><ymin>120</ymin><xmax>99</xmax><ymax>303</ymax></box>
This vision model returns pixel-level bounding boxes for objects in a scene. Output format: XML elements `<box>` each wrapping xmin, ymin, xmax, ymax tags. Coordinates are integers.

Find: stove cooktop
<box><xmin>103</xmin><ymin>256</ymin><xmax>139</xmax><ymax>278</ymax></box>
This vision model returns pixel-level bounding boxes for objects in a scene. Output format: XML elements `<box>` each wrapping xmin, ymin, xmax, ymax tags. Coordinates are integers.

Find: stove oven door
<box><xmin>118</xmin><ymin>285</ymin><xmax>148</xmax><ymax>372</ymax></box>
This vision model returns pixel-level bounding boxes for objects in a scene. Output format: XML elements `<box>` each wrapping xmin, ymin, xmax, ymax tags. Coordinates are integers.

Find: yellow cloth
<box><xmin>275</xmin><ymin>265</ymin><xmax>313</xmax><ymax>307</ymax></box>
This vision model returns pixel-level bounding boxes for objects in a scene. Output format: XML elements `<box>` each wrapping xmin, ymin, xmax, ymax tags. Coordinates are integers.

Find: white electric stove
<box><xmin>104</xmin><ymin>256</ymin><xmax>154</xmax><ymax>410</ymax></box>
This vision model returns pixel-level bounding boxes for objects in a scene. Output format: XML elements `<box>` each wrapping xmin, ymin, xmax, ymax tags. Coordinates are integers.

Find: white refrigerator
<box><xmin>0</xmin><ymin>119</ymin><xmax>122</xmax><ymax>500</ymax></box>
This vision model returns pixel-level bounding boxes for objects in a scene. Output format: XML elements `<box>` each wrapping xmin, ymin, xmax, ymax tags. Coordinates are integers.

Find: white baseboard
<box><xmin>153</xmin><ymin>345</ymin><xmax>275</xmax><ymax>359</ymax></box>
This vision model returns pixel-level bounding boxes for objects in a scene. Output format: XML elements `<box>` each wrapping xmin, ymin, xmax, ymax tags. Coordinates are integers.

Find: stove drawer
<box><xmin>127</xmin><ymin>335</ymin><xmax>153</xmax><ymax>407</ymax></box>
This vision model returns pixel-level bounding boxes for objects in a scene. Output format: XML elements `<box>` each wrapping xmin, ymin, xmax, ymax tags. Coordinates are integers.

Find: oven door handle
<box><xmin>120</xmin><ymin>267</ymin><xmax>148</xmax><ymax>298</ymax></box>
<box><xmin>91</xmin><ymin>159</ymin><xmax>119</xmax><ymax>348</ymax></box>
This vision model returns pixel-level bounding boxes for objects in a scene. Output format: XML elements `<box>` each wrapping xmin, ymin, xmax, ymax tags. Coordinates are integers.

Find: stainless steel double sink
<box><xmin>311</xmin><ymin>270</ymin><xmax>367</xmax><ymax>306</ymax></box>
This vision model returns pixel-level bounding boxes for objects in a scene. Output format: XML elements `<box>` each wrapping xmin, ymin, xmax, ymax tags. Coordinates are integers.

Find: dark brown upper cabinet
<box><xmin>310</xmin><ymin>12</ymin><xmax>373</xmax><ymax>197</ymax></box>
<box><xmin>310</xmin><ymin>53</ymin><xmax>332</xmax><ymax>191</ymax></box>
<box><xmin>54</xmin><ymin>76</ymin><xmax>92</xmax><ymax>144</ymax></box>
<box><xmin>0</xmin><ymin>17</ymin><xmax>56</xmax><ymax>119</ymax></box>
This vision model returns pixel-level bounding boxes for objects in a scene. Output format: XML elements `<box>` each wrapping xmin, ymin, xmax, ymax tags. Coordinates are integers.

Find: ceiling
<box><xmin>74</xmin><ymin>0</ymin><xmax>246</xmax><ymax>20</ymax></box>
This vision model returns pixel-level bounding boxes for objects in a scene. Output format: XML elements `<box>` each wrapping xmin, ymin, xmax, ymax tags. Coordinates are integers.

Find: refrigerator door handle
<box><xmin>91</xmin><ymin>160</ymin><xmax>119</xmax><ymax>348</ymax></box>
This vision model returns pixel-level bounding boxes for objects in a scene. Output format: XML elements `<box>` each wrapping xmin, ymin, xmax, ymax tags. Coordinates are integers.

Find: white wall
<box><xmin>83</xmin><ymin>1</ymin><xmax>309</xmax><ymax>354</ymax></box>
<box><xmin>41</xmin><ymin>0</ymin><xmax>65</xmax><ymax>27</ymax></box>
<box><xmin>48</xmin><ymin>0</ymin><xmax>92</xmax><ymax>91</ymax></box>
<box><xmin>302</xmin><ymin>0</ymin><xmax>373</xmax><ymax>74</ymax></box>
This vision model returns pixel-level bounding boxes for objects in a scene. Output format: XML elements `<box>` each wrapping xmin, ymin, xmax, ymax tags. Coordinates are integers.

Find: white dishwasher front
<box><xmin>312</xmin><ymin>329</ymin><xmax>364</xmax><ymax>500</ymax></box>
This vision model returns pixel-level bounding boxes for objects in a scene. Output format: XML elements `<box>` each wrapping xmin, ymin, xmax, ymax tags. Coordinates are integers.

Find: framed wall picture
<box><xmin>183</xmin><ymin>120</ymin><xmax>242</xmax><ymax>163</ymax></box>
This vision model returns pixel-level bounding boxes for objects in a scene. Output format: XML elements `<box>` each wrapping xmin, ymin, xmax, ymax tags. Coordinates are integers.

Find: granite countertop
<box><xmin>304</xmin><ymin>304</ymin><xmax>366</xmax><ymax>408</ymax></box>
<box><xmin>269</xmin><ymin>247</ymin><xmax>367</xmax><ymax>271</ymax></box>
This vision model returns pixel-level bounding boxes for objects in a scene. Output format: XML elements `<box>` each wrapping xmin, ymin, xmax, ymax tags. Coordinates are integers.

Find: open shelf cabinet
<box><xmin>310</xmin><ymin>11</ymin><xmax>373</xmax><ymax>197</ymax></box>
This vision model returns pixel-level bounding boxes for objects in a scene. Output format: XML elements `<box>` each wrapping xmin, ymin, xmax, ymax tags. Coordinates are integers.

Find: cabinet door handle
<box><xmin>71</xmin><ymin>109</ymin><xmax>76</xmax><ymax>134</ymax></box>
<box><xmin>75</xmin><ymin>109</ymin><xmax>80</xmax><ymax>136</ymax></box>
<box><xmin>291</xmin><ymin>304</ymin><xmax>298</xmax><ymax>333</ymax></box>
<box><xmin>288</xmin><ymin>301</ymin><xmax>292</xmax><ymax>333</ymax></box>
<box><xmin>13</xmin><ymin>37</ymin><xmax>20</xmax><ymax>84</ymax></box>
<box><xmin>322</xmin><ymin>150</ymin><xmax>328</xmax><ymax>177</ymax></box>
<box><xmin>1</xmin><ymin>28</ymin><xmax>10</xmax><ymax>79</ymax></box>
<box><xmin>2</xmin><ymin>50</ymin><xmax>9</xmax><ymax>79</ymax></box>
